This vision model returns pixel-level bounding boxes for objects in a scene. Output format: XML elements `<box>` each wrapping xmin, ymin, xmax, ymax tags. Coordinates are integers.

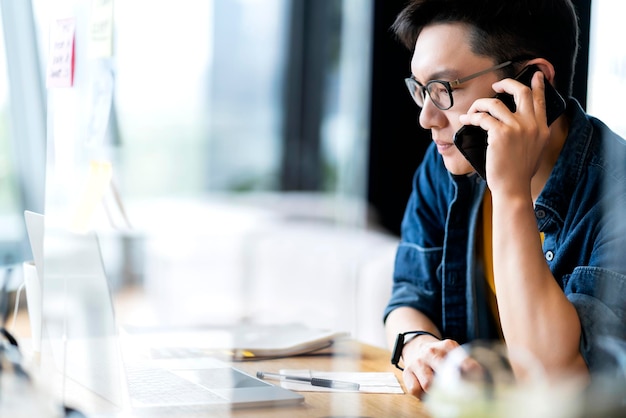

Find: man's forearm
<box><xmin>385</xmin><ymin>307</ymin><xmax>441</xmax><ymax>351</ymax></box>
<box><xmin>491</xmin><ymin>194</ymin><xmax>587</xmax><ymax>375</ymax></box>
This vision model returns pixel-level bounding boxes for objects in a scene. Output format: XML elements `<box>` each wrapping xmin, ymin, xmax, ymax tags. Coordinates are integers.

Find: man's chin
<box><xmin>442</xmin><ymin>159</ymin><xmax>476</xmax><ymax>176</ymax></box>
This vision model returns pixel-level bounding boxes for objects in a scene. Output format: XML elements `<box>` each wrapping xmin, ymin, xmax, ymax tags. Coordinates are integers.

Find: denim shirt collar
<box><xmin>534</xmin><ymin>99</ymin><xmax>592</xmax><ymax>230</ymax></box>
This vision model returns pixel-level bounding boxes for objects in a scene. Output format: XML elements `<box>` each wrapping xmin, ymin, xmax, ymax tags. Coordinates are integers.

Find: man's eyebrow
<box><xmin>411</xmin><ymin>68</ymin><xmax>460</xmax><ymax>84</ymax></box>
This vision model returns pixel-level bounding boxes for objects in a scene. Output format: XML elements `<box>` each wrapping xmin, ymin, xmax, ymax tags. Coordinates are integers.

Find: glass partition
<box><xmin>36</xmin><ymin>0</ymin><xmax>385</xmax><ymax>359</ymax></box>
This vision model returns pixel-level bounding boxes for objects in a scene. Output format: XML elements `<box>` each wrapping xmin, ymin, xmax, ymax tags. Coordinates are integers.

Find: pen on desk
<box><xmin>256</xmin><ymin>371</ymin><xmax>360</xmax><ymax>391</ymax></box>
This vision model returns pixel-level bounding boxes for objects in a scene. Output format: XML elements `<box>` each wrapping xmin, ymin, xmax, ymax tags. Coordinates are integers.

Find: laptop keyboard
<box><xmin>126</xmin><ymin>366</ymin><xmax>227</xmax><ymax>406</ymax></box>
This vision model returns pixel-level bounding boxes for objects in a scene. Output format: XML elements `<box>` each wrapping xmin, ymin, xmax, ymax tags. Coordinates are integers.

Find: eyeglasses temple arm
<box><xmin>449</xmin><ymin>60</ymin><xmax>513</xmax><ymax>88</ymax></box>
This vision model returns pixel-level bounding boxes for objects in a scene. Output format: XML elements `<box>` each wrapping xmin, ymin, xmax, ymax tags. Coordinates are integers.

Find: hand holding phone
<box><xmin>453</xmin><ymin>65</ymin><xmax>566</xmax><ymax>182</ymax></box>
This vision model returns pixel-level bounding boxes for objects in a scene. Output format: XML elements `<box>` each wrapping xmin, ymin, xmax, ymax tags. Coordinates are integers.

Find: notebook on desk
<box><xmin>123</xmin><ymin>322</ymin><xmax>348</xmax><ymax>361</ymax></box>
<box><xmin>25</xmin><ymin>212</ymin><xmax>304</xmax><ymax>411</ymax></box>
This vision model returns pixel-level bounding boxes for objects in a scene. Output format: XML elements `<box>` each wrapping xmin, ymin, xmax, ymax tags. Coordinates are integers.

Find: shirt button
<box><xmin>536</xmin><ymin>209</ymin><xmax>546</xmax><ymax>219</ymax></box>
<box><xmin>545</xmin><ymin>251</ymin><xmax>554</xmax><ymax>261</ymax></box>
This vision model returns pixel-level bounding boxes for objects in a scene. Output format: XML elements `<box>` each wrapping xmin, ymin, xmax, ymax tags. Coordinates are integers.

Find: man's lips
<box><xmin>434</xmin><ymin>139</ymin><xmax>455</xmax><ymax>152</ymax></box>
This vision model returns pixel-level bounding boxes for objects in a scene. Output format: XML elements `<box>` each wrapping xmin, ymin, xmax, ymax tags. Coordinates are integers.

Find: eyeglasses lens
<box><xmin>405</xmin><ymin>79</ymin><xmax>424</xmax><ymax>107</ymax></box>
<box><xmin>427</xmin><ymin>82</ymin><xmax>451</xmax><ymax>110</ymax></box>
<box><xmin>405</xmin><ymin>79</ymin><xmax>452</xmax><ymax>110</ymax></box>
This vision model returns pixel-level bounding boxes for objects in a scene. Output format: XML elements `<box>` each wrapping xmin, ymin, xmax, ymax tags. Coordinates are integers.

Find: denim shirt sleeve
<box><xmin>566</xmin><ymin>268</ymin><xmax>626</xmax><ymax>373</ymax></box>
<box><xmin>539</xmin><ymin>104</ymin><xmax>626</xmax><ymax>375</ymax></box>
<box><xmin>564</xmin><ymin>180</ymin><xmax>626</xmax><ymax>374</ymax></box>
<box><xmin>383</xmin><ymin>144</ymin><xmax>450</xmax><ymax>325</ymax></box>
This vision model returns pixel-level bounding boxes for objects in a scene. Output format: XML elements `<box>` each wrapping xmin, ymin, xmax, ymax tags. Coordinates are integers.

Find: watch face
<box><xmin>391</xmin><ymin>333</ymin><xmax>405</xmax><ymax>370</ymax></box>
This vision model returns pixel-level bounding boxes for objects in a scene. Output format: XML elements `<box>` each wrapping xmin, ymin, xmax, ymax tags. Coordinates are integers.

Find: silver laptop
<box><xmin>24</xmin><ymin>210</ymin><xmax>44</xmax><ymax>284</ymax></box>
<box><xmin>24</xmin><ymin>212</ymin><xmax>304</xmax><ymax>412</ymax></box>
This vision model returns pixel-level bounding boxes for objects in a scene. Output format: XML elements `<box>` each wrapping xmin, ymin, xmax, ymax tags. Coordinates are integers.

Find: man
<box><xmin>383</xmin><ymin>0</ymin><xmax>626</xmax><ymax>398</ymax></box>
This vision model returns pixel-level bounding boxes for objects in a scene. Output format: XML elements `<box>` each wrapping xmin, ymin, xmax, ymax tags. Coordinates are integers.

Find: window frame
<box><xmin>0</xmin><ymin>0</ymin><xmax>46</xmax><ymax>265</ymax></box>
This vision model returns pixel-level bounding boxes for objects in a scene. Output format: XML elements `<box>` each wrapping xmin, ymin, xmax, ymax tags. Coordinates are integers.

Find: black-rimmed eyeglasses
<box><xmin>404</xmin><ymin>61</ymin><xmax>514</xmax><ymax>110</ymax></box>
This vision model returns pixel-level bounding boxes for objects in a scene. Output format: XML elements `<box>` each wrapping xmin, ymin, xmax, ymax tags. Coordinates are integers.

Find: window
<box><xmin>29</xmin><ymin>0</ymin><xmax>373</xmax><ymax>224</ymax></box>
<box><xmin>588</xmin><ymin>0</ymin><xmax>626</xmax><ymax>137</ymax></box>
<box><xmin>0</xmin><ymin>0</ymin><xmax>46</xmax><ymax>268</ymax></box>
<box><xmin>82</xmin><ymin>0</ymin><xmax>372</xmax><ymax>206</ymax></box>
<box><xmin>0</xmin><ymin>12</ymin><xmax>22</xmax><ymax>265</ymax></box>
<box><xmin>111</xmin><ymin>0</ymin><xmax>288</xmax><ymax>197</ymax></box>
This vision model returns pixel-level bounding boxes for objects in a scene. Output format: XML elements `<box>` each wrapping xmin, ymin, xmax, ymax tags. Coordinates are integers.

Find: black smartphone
<box><xmin>453</xmin><ymin>64</ymin><xmax>566</xmax><ymax>182</ymax></box>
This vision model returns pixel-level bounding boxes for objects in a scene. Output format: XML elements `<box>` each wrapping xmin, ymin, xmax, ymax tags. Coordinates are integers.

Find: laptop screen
<box><xmin>40</xmin><ymin>228</ymin><xmax>127</xmax><ymax>408</ymax></box>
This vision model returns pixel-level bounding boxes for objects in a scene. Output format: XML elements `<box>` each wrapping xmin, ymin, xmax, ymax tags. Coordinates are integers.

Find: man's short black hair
<box><xmin>392</xmin><ymin>0</ymin><xmax>579</xmax><ymax>97</ymax></box>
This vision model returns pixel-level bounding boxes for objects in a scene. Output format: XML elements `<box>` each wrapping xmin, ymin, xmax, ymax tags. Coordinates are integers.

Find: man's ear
<box><xmin>525</xmin><ymin>58</ymin><xmax>556</xmax><ymax>86</ymax></box>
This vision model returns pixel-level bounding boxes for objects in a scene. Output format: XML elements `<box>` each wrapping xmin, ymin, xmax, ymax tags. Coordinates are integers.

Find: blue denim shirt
<box><xmin>384</xmin><ymin>99</ymin><xmax>626</xmax><ymax>373</ymax></box>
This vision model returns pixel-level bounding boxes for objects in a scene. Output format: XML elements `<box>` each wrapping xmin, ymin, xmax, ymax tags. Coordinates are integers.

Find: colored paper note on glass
<box><xmin>71</xmin><ymin>160</ymin><xmax>113</xmax><ymax>233</ymax></box>
<box><xmin>90</xmin><ymin>0</ymin><xmax>114</xmax><ymax>57</ymax></box>
<box><xmin>47</xmin><ymin>17</ymin><xmax>76</xmax><ymax>88</ymax></box>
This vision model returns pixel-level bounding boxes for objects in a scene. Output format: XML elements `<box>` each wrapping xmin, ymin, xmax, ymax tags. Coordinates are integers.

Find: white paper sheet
<box><xmin>278</xmin><ymin>369</ymin><xmax>404</xmax><ymax>394</ymax></box>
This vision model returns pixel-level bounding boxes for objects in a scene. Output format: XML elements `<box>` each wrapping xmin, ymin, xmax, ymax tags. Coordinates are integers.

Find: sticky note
<box><xmin>47</xmin><ymin>17</ymin><xmax>76</xmax><ymax>88</ymax></box>
<box><xmin>90</xmin><ymin>0</ymin><xmax>114</xmax><ymax>57</ymax></box>
<box><xmin>71</xmin><ymin>160</ymin><xmax>113</xmax><ymax>233</ymax></box>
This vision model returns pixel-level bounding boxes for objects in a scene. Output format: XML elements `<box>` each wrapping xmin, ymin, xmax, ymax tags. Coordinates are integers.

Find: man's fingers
<box><xmin>402</xmin><ymin>368</ymin><xmax>425</xmax><ymax>398</ymax></box>
<box><xmin>401</xmin><ymin>338</ymin><xmax>462</xmax><ymax>398</ymax></box>
<box><xmin>404</xmin><ymin>360</ymin><xmax>436</xmax><ymax>397</ymax></box>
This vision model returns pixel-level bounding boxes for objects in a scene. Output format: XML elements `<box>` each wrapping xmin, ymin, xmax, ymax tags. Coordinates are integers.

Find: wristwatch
<box><xmin>391</xmin><ymin>330</ymin><xmax>440</xmax><ymax>370</ymax></box>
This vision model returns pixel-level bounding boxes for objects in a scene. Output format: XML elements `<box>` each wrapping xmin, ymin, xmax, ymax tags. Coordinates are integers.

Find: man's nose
<box><xmin>418</xmin><ymin>96</ymin><xmax>445</xmax><ymax>130</ymax></box>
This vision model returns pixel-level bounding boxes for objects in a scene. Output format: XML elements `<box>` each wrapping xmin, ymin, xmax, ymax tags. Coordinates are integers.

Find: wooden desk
<box><xmin>9</xmin><ymin>294</ymin><xmax>429</xmax><ymax>417</ymax></box>
<box><xmin>229</xmin><ymin>340</ymin><xmax>428</xmax><ymax>417</ymax></box>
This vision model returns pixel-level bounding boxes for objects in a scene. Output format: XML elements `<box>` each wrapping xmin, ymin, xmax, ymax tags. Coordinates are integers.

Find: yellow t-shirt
<box><xmin>481</xmin><ymin>189</ymin><xmax>500</xmax><ymax>336</ymax></box>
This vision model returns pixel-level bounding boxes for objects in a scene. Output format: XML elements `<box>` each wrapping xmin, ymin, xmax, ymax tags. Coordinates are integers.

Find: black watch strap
<box><xmin>390</xmin><ymin>330</ymin><xmax>441</xmax><ymax>371</ymax></box>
